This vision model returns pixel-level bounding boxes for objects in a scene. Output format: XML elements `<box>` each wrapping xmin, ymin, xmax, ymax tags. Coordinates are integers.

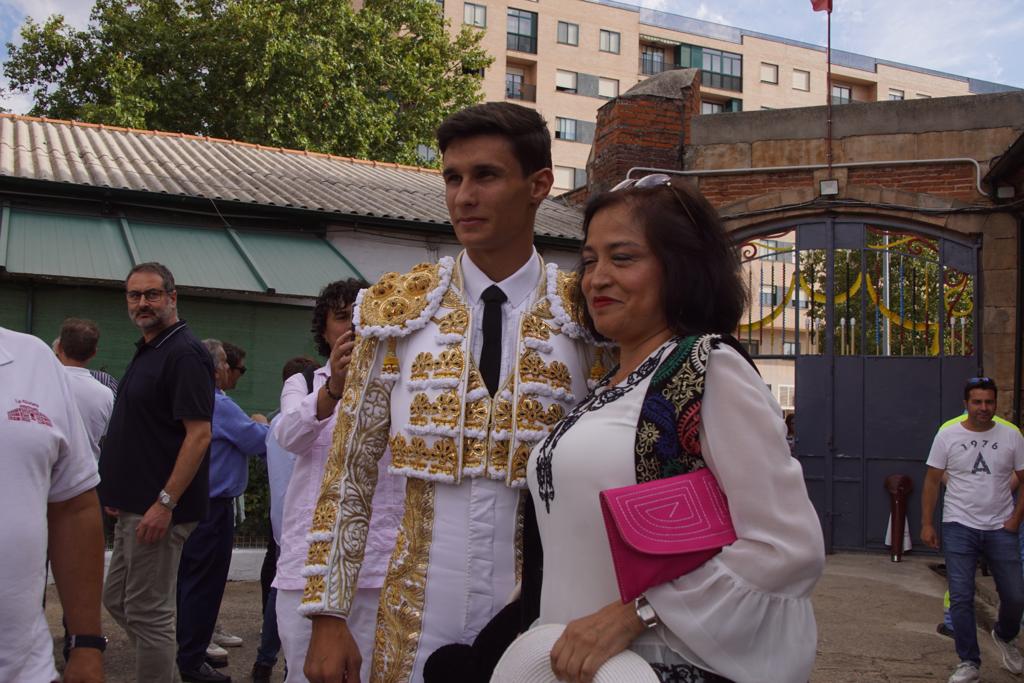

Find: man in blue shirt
<box><xmin>176</xmin><ymin>339</ymin><xmax>270</xmax><ymax>683</ymax></box>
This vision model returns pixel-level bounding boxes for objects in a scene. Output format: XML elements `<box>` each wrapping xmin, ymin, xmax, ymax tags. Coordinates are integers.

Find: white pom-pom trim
<box><xmin>301</xmin><ymin>564</ymin><xmax>328</xmax><ymax>577</ymax></box>
<box><xmin>466</xmin><ymin>387</ymin><xmax>490</xmax><ymax>402</ymax></box>
<box><xmin>523</xmin><ymin>338</ymin><xmax>553</xmax><ymax>354</ymax></box>
<box><xmin>435</xmin><ymin>333</ymin><xmax>465</xmax><ymax>345</ymax></box>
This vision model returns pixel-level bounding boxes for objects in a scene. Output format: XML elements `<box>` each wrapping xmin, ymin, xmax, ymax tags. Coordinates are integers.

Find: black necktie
<box><xmin>480</xmin><ymin>284</ymin><xmax>507</xmax><ymax>396</ymax></box>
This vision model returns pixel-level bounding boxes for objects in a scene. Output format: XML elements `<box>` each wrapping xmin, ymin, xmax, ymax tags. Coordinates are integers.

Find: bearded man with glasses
<box><xmin>99</xmin><ymin>261</ymin><xmax>217</xmax><ymax>683</ymax></box>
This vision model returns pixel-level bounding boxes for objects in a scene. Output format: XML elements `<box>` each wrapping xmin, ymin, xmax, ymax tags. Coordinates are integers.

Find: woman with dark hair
<box><xmin>520</xmin><ymin>175</ymin><xmax>825</xmax><ymax>683</ymax></box>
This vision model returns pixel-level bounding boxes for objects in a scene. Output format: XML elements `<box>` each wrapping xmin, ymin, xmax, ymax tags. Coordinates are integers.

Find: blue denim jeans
<box><xmin>943</xmin><ymin>521</ymin><xmax>1024</xmax><ymax>665</ymax></box>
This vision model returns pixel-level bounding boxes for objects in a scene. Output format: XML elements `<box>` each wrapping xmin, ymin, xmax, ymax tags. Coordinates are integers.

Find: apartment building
<box><xmin>440</xmin><ymin>0</ymin><xmax>1018</xmax><ymax>192</ymax></box>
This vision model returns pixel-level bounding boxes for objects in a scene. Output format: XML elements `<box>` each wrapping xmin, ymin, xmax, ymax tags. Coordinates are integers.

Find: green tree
<box><xmin>3</xmin><ymin>0</ymin><xmax>492</xmax><ymax>165</ymax></box>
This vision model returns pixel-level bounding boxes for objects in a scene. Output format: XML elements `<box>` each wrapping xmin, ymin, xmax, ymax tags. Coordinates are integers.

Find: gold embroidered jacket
<box><xmin>300</xmin><ymin>254</ymin><xmax>602</xmax><ymax>616</ymax></box>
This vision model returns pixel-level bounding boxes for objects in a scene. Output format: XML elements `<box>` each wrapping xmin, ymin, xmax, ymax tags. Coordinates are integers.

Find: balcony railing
<box><xmin>640</xmin><ymin>55</ymin><xmax>670</xmax><ymax>75</ymax></box>
<box><xmin>505</xmin><ymin>82</ymin><xmax>537</xmax><ymax>102</ymax></box>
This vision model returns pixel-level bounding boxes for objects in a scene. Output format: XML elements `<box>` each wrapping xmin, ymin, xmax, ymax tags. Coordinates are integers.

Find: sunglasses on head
<box><xmin>609</xmin><ymin>173</ymin><xmax>698</xmax><ymax>227</ymax></box>
<box><xmin>965</xmin><ymin>376</ymin><xmax>992</xmax><ymax>386</ymax></box>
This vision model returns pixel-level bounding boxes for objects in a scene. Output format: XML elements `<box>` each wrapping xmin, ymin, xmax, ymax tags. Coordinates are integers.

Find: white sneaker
<box><xmin>212</xmin><ymin>624</ymin><xmax>243</xmax><ymax>648</ymax></box>
<box><xmin>206</xmin><ymin>642</ymin><xmax>228</xmax><ymax>661</ymax></box>
<box><xmin>991</xmin><ymin>629</ymin><xmax>1024</xmax><ymax>674</ymax></box>
<box><xmin>948</xmin><ymin>661</ymin><xmax>980</xmax><ymax>683</ymax></box>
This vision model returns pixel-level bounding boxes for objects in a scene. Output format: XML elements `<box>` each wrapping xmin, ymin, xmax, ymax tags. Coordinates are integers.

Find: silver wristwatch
<box><xmin>157</xmin><ymin>489</ymin><xmax>177</xmax><ymax>511</ymax></box>
<box><xmin>635</xmin><ymin>596</ymin><xmax>659</xmax><ymax>629</ymax></box>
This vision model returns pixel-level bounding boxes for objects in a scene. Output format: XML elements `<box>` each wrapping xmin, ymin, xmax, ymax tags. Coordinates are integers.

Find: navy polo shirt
<box><xmin>98</xmin><ymin>320</ymin><xmax>215</xmax><ymax>524</ymax></box>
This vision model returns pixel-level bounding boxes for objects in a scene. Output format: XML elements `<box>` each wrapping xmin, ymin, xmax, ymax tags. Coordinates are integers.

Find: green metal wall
<box><xmin>0</xmin><ymin>282</ymin><xmax>319</xmax><ymax>414</ymax></box>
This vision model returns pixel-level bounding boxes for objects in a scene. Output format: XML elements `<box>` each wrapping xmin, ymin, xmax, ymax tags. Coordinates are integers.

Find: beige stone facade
<box><xmin>439</xmin><ymin>0</ymin><xmax>1016</xmax><ymax>192</ymax></box>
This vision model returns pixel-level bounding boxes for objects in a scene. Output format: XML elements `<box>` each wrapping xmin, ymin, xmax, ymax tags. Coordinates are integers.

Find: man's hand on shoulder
<box><xmin>136</xmin><ymin>501</ymin><xmax>172</xmax><ymax>544</ymax></box>
<box><xmin>63</xmin><ymin>646</ymin><xmax>104</xmax><ymax>683</ymax></box>
<box><xmin>305</xmin><ymin>615</ymin><xmax>362</xmax><ymax>683</ymax></box>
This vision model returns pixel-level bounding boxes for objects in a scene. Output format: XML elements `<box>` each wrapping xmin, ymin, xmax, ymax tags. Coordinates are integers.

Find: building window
<box><xmin>761</xmin><ymin>239</ymin><xmax>794</xmax><ymax>262</ymax></box>
<box><xmin>640</xmin><ymin>45</ymin><xmax>665</xmax><ymax>75</ymax></box>
<box><xmin>782</xmin><ymin>342</ymin><xmax>797</xmax><ymax>356</ymax></box>
<box><xmin>505</xmin><ymin>69</ymin><xmax>535</xmax><ymax>101</ymax></box>
<box><xmin>600</xmin><ymin>29</ymin><xmax>620</xmax><ymax>54</ymax></box>
<box><xmin>554</xmin><ymin>166</ymin><xmax>575</xmax><ymax>189</ymax></box>
<box><xmin>702</xmin><ymin>101</ymin><xmax>724</xmax><ymax>114</ymax></box>
<box><xmin>739</xmin><ymin>340</ymin><xmax>760</xmax><ymax>356</ymax></box>
<box><xmin>463</xmin><ymin>2</ymin><xmax>486</xmax><ymax>27</ymax></box>
<box><xmin>792</xmin><ymin>69</ymin><xmax>810</xmax><ymax>91</ymax></box>
<box><xmin>507</xmin><ymin>8</ymin><xmax>537</xmax><ymax>53</ymax></box>
<box><xmin>555</xmin><ymin>117</ymin><xmax>578</xmax><ymax>141</ymax></box>
<box><xmin>555</xmin><ymin>69</ymin><xmax>578</xmax><ymax>94</ymax></box>
<box><xmin>701</xmin><ymin>47</ymin><xmax>742</xmax><ymax>91</ymax></box>
<box><xmin>889</xmin><ymin>88</ymin><xmax>904</xmax><ymax>100</ymax></box>
<box><xmin>760</xmin><ymin>285</ymin><xmax>782</xmax><ymax>307</ymax></box>
<box><xmin>598</xmin><ymin>77</ymin><xmax>619</xmax><ymax>99</ymax></box>
<box><xmin>557</xmin><ymin>21</ymin><xmax>579</xmax><ymax>46</ymax></box>
<box><xmin>760</xmin><ymin>62</ymin><xmax>778</xmax><ymax>84</ymax></box>
<box><xmin>831</xmin><ymin>84</ymin><xmax>852</xmax><ymax>104</ymax></box>
<box><xmin>777</xmin><ymin>384</ymin><xmax>795</xmax><ymax>409</ymax></box>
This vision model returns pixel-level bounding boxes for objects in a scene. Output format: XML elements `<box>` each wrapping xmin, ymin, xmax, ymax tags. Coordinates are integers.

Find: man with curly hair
<box><xmin>302</xmin><ymin>102</ymin><xmax>598</xmax><ymax>683</ymax></box>
<box><xmin>270</xmin><ymin>277</ymin><xmax>386</xmax><ymax>683</ymax></box>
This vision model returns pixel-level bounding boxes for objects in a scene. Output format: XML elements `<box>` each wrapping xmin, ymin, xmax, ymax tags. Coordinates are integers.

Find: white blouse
<box><xmin>526</xmin><ymin>340</ymin><xmax>825</xmax><ymax>683</ymax></box>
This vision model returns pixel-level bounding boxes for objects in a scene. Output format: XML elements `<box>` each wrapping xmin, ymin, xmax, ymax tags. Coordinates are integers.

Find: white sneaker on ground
<box><xmin>948</xmin><ymin>661</ymin><xmax>980</xmax><ymax>683</ymax></box>
<box><xmin>206</xmin><ymin>642</ymin><xmax>228</xmax><ymax>661</ymax></box>
<box><xmin>991</xmin><ymin>629</ymin><xmax>1024</xmax><ymax>674</ymax></box>
<box><xmin>212</xmin><ymin>624</ymin><xmax>243</xmax><ymax>648</ymax></box>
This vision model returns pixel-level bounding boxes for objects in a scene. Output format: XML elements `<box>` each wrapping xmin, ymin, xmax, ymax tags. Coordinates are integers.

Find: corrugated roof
<box><xmin>0</xmin><ymin>114</ymin><xmax>583</xmax><ymax>242</ymax></box>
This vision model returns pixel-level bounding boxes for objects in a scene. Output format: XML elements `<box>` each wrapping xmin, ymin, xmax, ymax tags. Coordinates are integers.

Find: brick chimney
<box><xmin>582</xmin><ymin>68</ymin><xmax>701</xmax><ymax>200</ymax></box>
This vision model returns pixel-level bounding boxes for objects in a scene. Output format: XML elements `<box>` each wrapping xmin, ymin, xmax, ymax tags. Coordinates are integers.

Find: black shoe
<box><xmin>181</xmin><ymin>662</ymin><xmax>232</xmax><ymax>683</ymax></box>
<box><xmin>206</xmin><ymin>655</ymin><xmax>229</xmax><ymax>669</ymax></box>
<box><xmin>937</xmin><ymin>622</ymin><xmax>955</xmax><ymax>639</ymax></box>
<box><xmin>251</xmin><ymin>662</ymin><xmax>274</xmax><ymax>682</ymax></box>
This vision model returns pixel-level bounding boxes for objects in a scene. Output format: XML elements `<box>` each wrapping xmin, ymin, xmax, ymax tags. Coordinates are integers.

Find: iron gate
<box><xmin>736</xmin><ymin>218</ymin><xmax>980</xmax><ymax>552</ymax></box>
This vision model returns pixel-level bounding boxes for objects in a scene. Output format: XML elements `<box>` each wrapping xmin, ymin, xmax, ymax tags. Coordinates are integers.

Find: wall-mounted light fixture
<box><xmin>819</xmin><ymin>179</ymin><xmax>839</xmax><ymax>196</ymax></box>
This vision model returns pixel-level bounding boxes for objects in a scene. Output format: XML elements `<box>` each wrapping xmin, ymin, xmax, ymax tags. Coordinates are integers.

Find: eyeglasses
<box><xmin>126</xmin><ymin>289</ymin><xmax>169</xmax><ymax>303</ymax></box>
<box><xmin>610</xmin><ymin>173</ymin><xmax>698</xmax><ymax>227</ymax></box>
<box><xmin>230</xmin><ymin>366</ymin><xmax>247</xmax><ymax>376</ymax></box>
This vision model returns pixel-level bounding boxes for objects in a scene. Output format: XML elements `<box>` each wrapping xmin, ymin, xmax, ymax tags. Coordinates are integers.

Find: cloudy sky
<box><xmin>1</xmin><ymin>0</ymin><xmax>1021</xmax><ymax>113</ymax></box>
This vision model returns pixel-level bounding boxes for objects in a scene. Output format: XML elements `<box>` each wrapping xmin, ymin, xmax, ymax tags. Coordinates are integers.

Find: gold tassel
<box><xmin>382</xmin><ymin>337</ymin><xmax>400</xmax><ymax>376</ymax></box>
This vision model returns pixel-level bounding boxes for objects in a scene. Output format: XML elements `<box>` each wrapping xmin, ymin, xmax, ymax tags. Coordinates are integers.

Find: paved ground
<box><xmin>46</xmin><ymin>551</ymin><xmax>1024</xmax><ymax>682</ymax></box>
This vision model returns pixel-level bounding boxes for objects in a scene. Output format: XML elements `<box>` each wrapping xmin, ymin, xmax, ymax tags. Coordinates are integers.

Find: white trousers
<box><xmin>277</xmin><ymin>586</ymin><xmax>381</xmax><ymax>683</ymax></box>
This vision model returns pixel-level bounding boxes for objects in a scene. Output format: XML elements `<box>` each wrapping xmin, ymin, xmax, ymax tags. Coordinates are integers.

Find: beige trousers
<box><xmin>102</xmin><ymin>513</ymin><xmax>195</xmax><ymax>683</ymax></box>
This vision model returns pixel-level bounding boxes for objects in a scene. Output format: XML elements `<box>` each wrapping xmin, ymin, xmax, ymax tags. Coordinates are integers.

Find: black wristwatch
<box><xmin>68</xmin><ymin>634</ymin><xmax>108</xmax><ymax>652</ymax></box>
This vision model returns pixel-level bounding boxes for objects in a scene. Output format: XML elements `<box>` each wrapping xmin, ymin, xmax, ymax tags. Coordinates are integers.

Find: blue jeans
<box><xmin>943</xmin><ymin>521</ymin><xmax>1024</xmax><ymax>665</ymax></box>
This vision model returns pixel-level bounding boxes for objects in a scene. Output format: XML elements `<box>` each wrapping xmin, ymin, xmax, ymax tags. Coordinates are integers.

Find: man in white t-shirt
<box><xmin>55</xmin><ymin>318</ymin><xmax>114</xmax><ymax>458</ymax></box>
<box><xmin>0</xmin><ymin>326</ymin><xmax>106</xmax><ymax>683</ymax></box>
<box><xmin>921</xmin><ymin>377</ymin><xmax>1024</xmax><ymax>683</ymax></box>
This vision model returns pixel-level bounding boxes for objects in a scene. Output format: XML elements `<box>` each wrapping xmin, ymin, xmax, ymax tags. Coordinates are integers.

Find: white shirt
<box><xmin>62</xmin><ymin>365</ymin><xmax>114</xmax><ymax>459</ymax></box>
<box><xmin>461</xmin><ymin>249</ymin><xmax>542</xmax><ymax>389</ymax></box>
<box><xmin>927</xmin><ymin>421</ymin><xmax>1024</xmax><ymax>530</ymax></box>
<box><xmin>528</xmin><ymin>341</ymin><xmax>824</xmax><ymax>683</ymax></box>
<box><xmin>0</xmin><ymin>328</ymin><xmax>100</xmax><ymax>683</ymax></box>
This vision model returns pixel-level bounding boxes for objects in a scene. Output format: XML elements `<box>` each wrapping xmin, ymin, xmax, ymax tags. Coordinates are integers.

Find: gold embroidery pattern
<box><xmin>389</xmin><ymin>434</ymin><xmax>459</xmax><ymax>480</ymax></box>
<box><xmin>434</xmin><ymin>309</ymin><xmax>470</xmax><ymax>336</ymax></box>
<box><xmin>464</xmin><ymin>399</ymin><xmax>489</xmax><ymax>432</ymax></box>
<box><xmin>531</xmin><ymin>297</ymin><xmax>554</xmax><ymax>320</ymax></box>
<box><xmin>434</xmin><ymin>348</ymin><xmax>464</xmax><ymax>380</ymax></box>
<box><xmin>410</xmin><ymin>352</ymin><xmax>435</xmax><ymax>382</ymax></box>
<box><xmin>516</xmin><ymin>397</ymin><xmax>546</xmax><ymax>431</ymax></box>
<box><xmin>557</xmin><ymin>270</ymin><xmax>583</xmax><ymax>325</ymax></box>
<box><xmin>303</xmin><ymin>332</ymin><xmax>389</xmax><ymax>614</ymax></box>
<box><xmin>548</xmin><ymin>361</ymin><xmax>572</xmax><ymax>392</ymax></box>
<box><xmin>433</xmin><ymin>390</ymin><xmax>461</xmax><ymax>427</ymax></box>
<box><xmin>360</xmin><ymin>264</ymin><xmax>441</xmax><ymax>328</ymax></box>
<box><xmin>372</xmin><ymin>478</ymin><xmax>435</xmax><ymax>683</ymax></box>
<box><xmin>520</xmin><ymin>350</ymin><xmax>547</xmax><ymax>384</ymax></box>
<box><xmin>462</xmin><ymin>437</ymin><xmax>488</xmax><ymax>471</ymax></box>
<box><xmin>514</xmin><ymin>492</ymin><xmax>526</xmax><ymax>584</ymax></box>
<box><xmin>522</xmin><ymin>314</ymin><xmax>552</xmax><ymax>341</ymax></box>
<box><xmin>493</xmin><ymin>398</ymin><xmax>513</xmax><ymax>434</ymax></box>
<box><xmin>408</xmin><ymin>394</ymin><xmax>434</xmax><ymax>427</ymax></box>
<box><xmin>509</xmin><ymin>443</ymin><xmax>533</xmax><ymax>482</ymax></box>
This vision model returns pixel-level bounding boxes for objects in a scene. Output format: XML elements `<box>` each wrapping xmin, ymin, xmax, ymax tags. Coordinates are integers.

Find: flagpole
<box><xmin>826</xmin><ymin>7</ymin><xmax>833</xmax><ymax>175</ymax></box>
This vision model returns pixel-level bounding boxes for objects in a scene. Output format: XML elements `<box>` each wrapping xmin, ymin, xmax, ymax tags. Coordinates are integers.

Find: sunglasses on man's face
<box><xmin>609</xmin><ymin>173</ymin><xmax>698</xmax><ymax>227</ymax></box>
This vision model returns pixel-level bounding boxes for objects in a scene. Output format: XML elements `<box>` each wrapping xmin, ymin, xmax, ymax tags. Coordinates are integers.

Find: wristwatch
<box><xmin>157</xmin><ymin>489</ymin><xmax>177</xmax><ymax>511</ymax></box>
<box><xmin>68</xmin><ymin>634</ymin><xmax>108</xmax><ymax>652</ymax></box>
<box><xmin>635</xmin><ymin>595</ymin><xmax>659</xmax><ymax>629</ymax></box>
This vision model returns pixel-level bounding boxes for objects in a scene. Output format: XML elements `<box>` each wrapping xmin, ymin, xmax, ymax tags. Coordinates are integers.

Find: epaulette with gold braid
<box><xmin>353</xmin><ymin>257</ymin><xmax>454</xmax><ymax>338</ymax></box>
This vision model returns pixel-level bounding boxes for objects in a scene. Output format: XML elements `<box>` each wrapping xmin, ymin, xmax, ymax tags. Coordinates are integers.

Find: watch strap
<box><xmin>634</xmin><ymin>596</ymin><xmax>659</xmax><ymax>629</ymax></box>
<box><xmin>68</xmin><ymin>634</ymin><xmax>108</xmax><ymax>651</ymax></box>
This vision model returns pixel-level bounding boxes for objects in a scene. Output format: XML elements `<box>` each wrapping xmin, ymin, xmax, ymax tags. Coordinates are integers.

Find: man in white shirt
<box><xmin>0</xmin><ymin>326</ymin><xmax>106</xmax><ymax>683</ymax></box>
<box><xmin>55</xmin><ymin>318</ymin><xmax>114</xmax><ymax>458</ymax></box>
<box><xmin>302</xmin><ymin>102</ymin><xmax>596</xmax><ymax>683</ymax></box>
<box><xmin>921</xmin><ymin>377</ymin><xmax>1024</xmax><ymax>683</ymax></box>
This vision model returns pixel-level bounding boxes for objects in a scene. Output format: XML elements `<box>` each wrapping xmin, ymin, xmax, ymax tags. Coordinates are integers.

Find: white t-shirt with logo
<box><xmin>0</xmin><ymin>328</ymin><xmax>100</xmax><ymax>683</ymax></box>
<box><xmin>926</xmin><ymin>421</ymin><xmax>1024</xmax><ymax>530</ymax></box>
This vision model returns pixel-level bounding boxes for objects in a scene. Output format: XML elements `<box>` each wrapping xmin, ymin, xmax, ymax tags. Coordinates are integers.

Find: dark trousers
<box><xmin>176</xmin><ymin>497</ymin><xmax>235</xmax><ymax>671</ymax></box>
<box><xmin>256</xmin><ymin>540</ymin><xmax>281</xmax><ymax>667</ymax></box>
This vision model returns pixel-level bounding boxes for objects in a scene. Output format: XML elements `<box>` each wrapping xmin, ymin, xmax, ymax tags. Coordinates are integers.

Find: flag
<box><xmin>811</xmin><ymin>0</ymin><xmax>832</xmax><ymax>11</ymax></box>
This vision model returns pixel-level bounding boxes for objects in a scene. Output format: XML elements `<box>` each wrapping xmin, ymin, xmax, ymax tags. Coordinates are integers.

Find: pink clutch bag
<box><xmin>599</xmin><ymin>468</ymin><xmax>737</xmax><ymax>603</ymax></box>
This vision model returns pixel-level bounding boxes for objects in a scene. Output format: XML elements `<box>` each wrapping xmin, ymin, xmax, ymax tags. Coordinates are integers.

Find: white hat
<box><xmin>491</xmin><ymin>623</ymin><xmax>659</xmax><ymax>683</ymax></box>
